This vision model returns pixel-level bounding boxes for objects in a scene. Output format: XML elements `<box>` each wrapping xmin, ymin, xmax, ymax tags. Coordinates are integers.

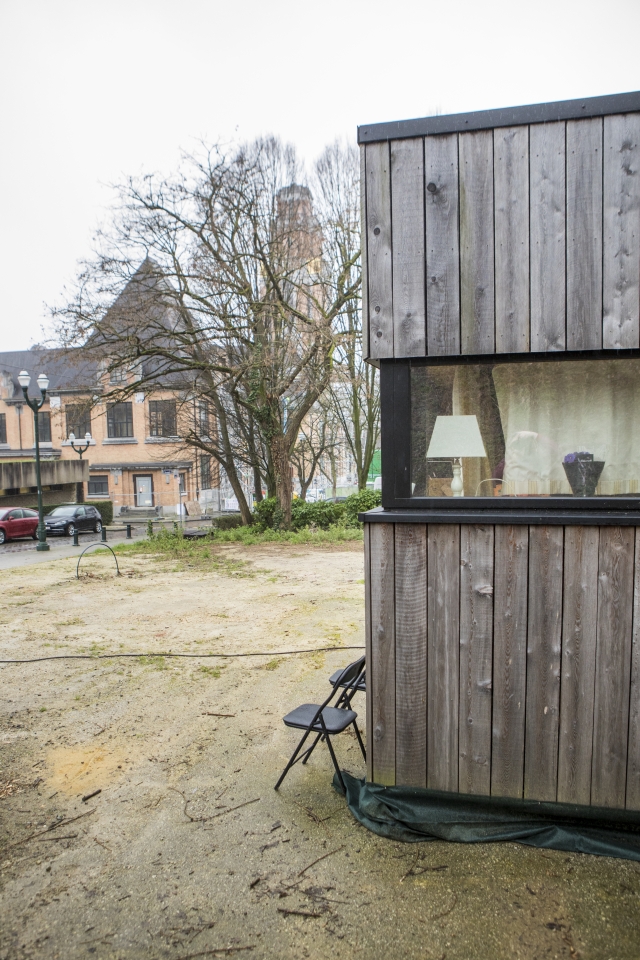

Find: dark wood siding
<box><xmin>362</xmin><ymin>112</ymin><xmax>640</xmax><ymax>359</ymax></box>
<box><xmin>365</xmin><ymin>520</ymin><xmax>640</xmax><ymax>811</ymax></box>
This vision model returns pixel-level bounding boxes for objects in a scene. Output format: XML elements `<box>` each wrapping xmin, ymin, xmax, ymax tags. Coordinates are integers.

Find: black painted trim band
<box><xmin>358</xmin><ymin>91</ymin><xmax>640</xmax><ymax>144</ymax></box>
<box><xmin>359</xmin><ymin>507</ymin><xmax>640</xmax><ymax>527</ymax></box>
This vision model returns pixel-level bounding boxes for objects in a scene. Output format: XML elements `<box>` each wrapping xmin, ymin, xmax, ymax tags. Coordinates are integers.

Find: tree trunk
<box><xmin>253</xmin><ymin>466</ymin><xmax>263</xmax><ymax>503</ymax></box>
<box><xmin>272</xmin><ymin>434</ymin><xmax>293</xmax><ymax>527</ymax></box>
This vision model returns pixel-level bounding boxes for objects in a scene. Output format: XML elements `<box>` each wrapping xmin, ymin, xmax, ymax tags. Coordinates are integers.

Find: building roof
<box><xmin>0</xmin><ymin>348</ymin><xmax>97</xmax><ymax>400</ymax></box>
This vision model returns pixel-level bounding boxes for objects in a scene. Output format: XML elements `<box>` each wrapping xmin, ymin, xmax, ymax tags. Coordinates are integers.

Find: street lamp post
<box><xmin>18</xmin><ymin>370</ymin><xmax>50</xmax><ymax>552</ymax></box>
<box><xmin>68</xmin><ymin>431</ymin><xmax>92</xmax><ymax>459</ymax></box>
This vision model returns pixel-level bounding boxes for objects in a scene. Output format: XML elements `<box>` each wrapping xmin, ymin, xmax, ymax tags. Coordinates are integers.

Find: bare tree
<box><xmin>313</xmin><ymin>143</ymin><xmax>380</xmax><ymax>490</ymax></box>
<box><xmin>54</xmin><ymin>137</ymin><xmax>361</xmax><ymax>526</ymax></box>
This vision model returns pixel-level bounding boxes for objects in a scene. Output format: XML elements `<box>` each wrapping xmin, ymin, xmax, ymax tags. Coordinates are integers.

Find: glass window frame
<box><xmin>107</xmin><ymin>402</ymin><xmax>134</xmax><ymax>438</ymax></box>
<box><xmin>380</xmin><ymin>353</ymin><xmax>640</xmax><ymax>520</ymax></box>
<box><xmin>65</xmin><ymin>403</ymin><xmax>91</xmax><ymax>438</ymax></box>
<box><xmin>88</xmin><ymin>475</ymin><xmax>109</xmax><ymax>497</ymax></box>
<box><xmin>148</xmin><ymin>399</ymin><xmax>177</xmax><ymax>438</ymax></box>
<box><xmin>0</xmin><ymin>412</ymin><xmax>6</xmax><ymax>443</ymax></box>
<box><xmin>37</xmin><ymin>410</ymin><xmax>52</xmax><ymax>443</ymax></box>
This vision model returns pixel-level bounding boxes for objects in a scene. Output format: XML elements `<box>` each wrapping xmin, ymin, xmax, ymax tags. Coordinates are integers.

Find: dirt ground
<box><xmin>1</xmin><ymin>542</ymin><xmax>640</xmax><ymax>960</ymax></box>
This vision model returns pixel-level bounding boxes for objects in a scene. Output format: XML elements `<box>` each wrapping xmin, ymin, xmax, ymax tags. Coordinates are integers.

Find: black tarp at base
<box><xmin>334</xmin><ymin>771</ymin><xmax>640</xmax><ymax>861</ymax></box>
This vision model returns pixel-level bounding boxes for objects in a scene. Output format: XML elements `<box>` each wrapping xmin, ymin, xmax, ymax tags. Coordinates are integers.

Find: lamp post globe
<box><xmin>19</xmin><ymin>370</ymin><xmax>49</xmax><ymax>551</ymax></box>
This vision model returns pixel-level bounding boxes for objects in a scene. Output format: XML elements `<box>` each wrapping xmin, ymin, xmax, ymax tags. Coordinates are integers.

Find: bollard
<box><xmin>101</xmin><ymin>526</ymin><xmax>107</xmax><ymax>542</ymax></box>
<box><xmin>126</xmin><ymin>523</ymin><xmax>132</xmax><ymax>539</ymax></box>
<box><xmin>73</xmin><ymin>529</ymin><xmax>79</xmax><ymax>547</ymax></box>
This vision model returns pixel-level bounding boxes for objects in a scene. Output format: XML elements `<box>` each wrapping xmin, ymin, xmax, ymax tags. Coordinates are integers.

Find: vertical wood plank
<box><xmin>557</xmin><ymin>527</ymin><xmax>599</xmax><ymax>805</ymax></box>
<box><xmin>391</xmin><ymin>138</ymin><xmax>426</xmax><ymax>357</ymax></box>
<box><xmin>491</xmin><ymin>525</ymin><xmax>528</xmax><ymax>798</ymax></box>
<box><xmin>427</xmin><ymin>524</ymin><xmax>460</xmax><ymax>791</ymax></box>
<box><xmin>592</xmin><ymin>526</ymin><xmax>634</xmax><ymax>807</ymax></box>
<box><xmin>530</xmin><ymin>122</ymin><xmax>566</xmax><ymax>351</ymax></box>
<box><xmin>425</xmin><ymin>134</ymin><xmax>460</xmax><ymax>356</ymax></box>
<box><xmin>494</xmin><ymin>126</ymin><xmax>530</xmax><ymax>352</ymax></box>
<box><xmin>366</xmin><ymin>141</ymin><xmax>393</xmax><ymax>359</ymax></box>
<box><xmin>524</xmin><ymin>526</ymin><xmax>563</xmax><ymax>802</ymax></box>
<box><xmin>359</xmin><ymin>144</ymin><xmax>370</xmax><ymax>360</ymax></box>
<box><xmin>459</xmin><ymin>525</ymin><xmax>494</xmax><ymax>795</ymax></box>
<box><xmin>364</xmin><ymin>523</ymin><xmax>373</xmax><ymax>783</ymax></box>
<box><xmin>459</xmin><ymin>130</ymin><xmax>495</xmax><ymax>354</ymax></box>
<box><xmin>626</xmin><ymin>528</ymin><xmax>640</xmax><ymax>809</ymax></box>
<box><xmin>567</xmin><ymin>118</ymin><xmax>603</xmax><ymax>350</ymax></box>
<box><xmin>394</xmin><ymin>525</ymin><xmax>427</xmax><ymax>787</ymax></box>
<box><xmin>603</xmin><ymin>113</ymin><xmax>640</xmax><ymax>349</ymax></box>
<box><xmin>369</xmin><ymin>522</ymin><xmax>396</xmax><ymax>784</ymax></box>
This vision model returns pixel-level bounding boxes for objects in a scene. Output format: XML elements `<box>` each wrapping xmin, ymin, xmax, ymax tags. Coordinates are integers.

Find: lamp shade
<box><xmin>17</xmin><ymin>370</ymin><xmax>30</xmax><ymax>389</ymax></box>
<box><xmin>85</xmin><ymin>432</ymin><xmax>92</xmax><ymax>442</ymax></box>
<box><xmin>37</xmin><ymin>373</ymin><xmax>49</xmax><ymax>392</ymax></box>
<box><xmin>427</xmin><ymin>415</ymin><xmax>487</xmax><ymax>459</ymax></box>
<box><xmin>68</xmin><ymin>432</ymin><xmax>76</xmax><ymax>442</ymax></box>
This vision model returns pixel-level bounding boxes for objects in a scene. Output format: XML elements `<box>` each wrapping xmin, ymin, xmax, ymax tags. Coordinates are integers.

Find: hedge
<box><xmin>252</xmin><ymin>490</ymin><xmax>382</xmax><ymax>531</ymax></box>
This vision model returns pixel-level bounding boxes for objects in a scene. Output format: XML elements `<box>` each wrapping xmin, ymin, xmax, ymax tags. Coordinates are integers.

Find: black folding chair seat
<box><xmin>283</xmin><ymin>704</ymin><xmax>357</xmax><ymax>734</ymax></box>
<box><xmin>275</xmin><ymin>656</ymin><xmax>366</xmax><ymax>792</ymax></box>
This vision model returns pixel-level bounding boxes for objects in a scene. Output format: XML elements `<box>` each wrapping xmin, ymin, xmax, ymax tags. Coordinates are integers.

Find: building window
<box><xmin>107</xmin><ymin>402</ymin><xmax>133</xmax><ymax>438</ymax></box>
<box><xmin>149</xmin><ymin>399</ymin><xmax>177</xmax><ymax>437</ymax></box>
<box><xmin>198</xmin><ymin>401</ymin><xmax>210</xmax><ymax>438</ymax></box>
<box><xmin>65</xmin><ymin>403</ymin><xmax>91</xmax><ymax>438</ymax></box>
<box><xmin>88</xmin><ymin>475</ymin><xmax>109</xmax><ymax>497</ymax></box>
<box><xmin>0</xmin><ymin>413</ymin><xmax>6</xmax><ymax>444</ymax></box>
<box><xmin>200</xmin><ymin>455</ymin><xmax>212</xmax><ymax>490</ymax></box>
<box><xmin>109</xmin><ymin>365</ymin><xmax>127</xmax><ymax>384</ymax></box>
<box><xmin>38</xmin><ymin>411</ymin><xmax>51</xmax><ymax>443</ymax></box>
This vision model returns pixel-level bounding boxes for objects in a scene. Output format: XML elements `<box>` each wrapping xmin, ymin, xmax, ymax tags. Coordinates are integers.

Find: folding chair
<box><xmin>274</xmin><ymin>656</ymin><xmax>366</xmax><ymax>792</ymax></box>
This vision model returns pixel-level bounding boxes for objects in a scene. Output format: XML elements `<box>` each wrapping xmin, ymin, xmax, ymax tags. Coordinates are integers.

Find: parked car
<box><xmin>0</xmin><ymin>507</ymin><xmax>39</xmax><ymax>544</ymax></box>
<box><xmin>45</xmin><ymin>504</ymin><xmax>103</xmax><ymax>537</ymax></box>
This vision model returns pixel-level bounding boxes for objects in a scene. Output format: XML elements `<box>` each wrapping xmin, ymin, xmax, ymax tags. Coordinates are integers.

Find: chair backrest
<box><xmin>321</xmin><ymin>656</ymin><xmax>365</xmax><ymax>710</ymax></box>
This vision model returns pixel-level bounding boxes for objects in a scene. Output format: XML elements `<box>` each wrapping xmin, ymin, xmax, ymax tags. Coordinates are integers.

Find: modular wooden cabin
<box><xmin>359</xmin><ymin>91</ymin><xmax>640</xmax><ymax>811</ymax></box>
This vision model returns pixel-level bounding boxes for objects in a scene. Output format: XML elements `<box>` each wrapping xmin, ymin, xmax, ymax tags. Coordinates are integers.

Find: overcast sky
<box><xmin>1</xmin><ymin>0</ymin><xmax>639</xmax><ymax>351</ymax></box>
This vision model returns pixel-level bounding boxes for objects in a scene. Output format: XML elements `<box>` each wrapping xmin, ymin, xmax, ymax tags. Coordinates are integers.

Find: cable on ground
<box><xmin>0</xmin><ymin>645</ymin><xmax>365</xmax><ymax>665</ymax></box>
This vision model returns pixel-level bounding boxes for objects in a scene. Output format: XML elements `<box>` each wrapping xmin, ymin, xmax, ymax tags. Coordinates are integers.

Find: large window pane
<box><xmin>0</xmin><ymin>413</ymin><xmax>6</xmax><ymax>444</ymax></box>
<box><xmin>107</xmin><ymin>402</ymin><xmax>133</xmax><ymax>438</ymax></box>
<box><xmin>38</xmin><ymin>411</ymin><xmax>52</xmax><ymax>443</ymax></box>
<box><xmin>88</xmin><ymin>475</ymin><xmax>109</xmax><ymax>496</ymax></box>
<box><xmin>411</xmin><ymin>358</ymin><xmax>640</xmax><ymax>497</ymax></box>
<box><xmin>149</xmin><ymin>400</ymin><xmax>177</xmax><ymax>437</ymax></box>
<box><xmin>65</xmin><ymin>403</ymin><xmax>91</xmax><ymax>438</ymax></box>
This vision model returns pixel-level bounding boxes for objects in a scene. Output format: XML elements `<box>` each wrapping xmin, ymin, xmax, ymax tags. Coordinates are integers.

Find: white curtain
<box><xmin>492</xmin><ymin>359</ymin><xmax>640</xmax><ymax>496</ymax></box>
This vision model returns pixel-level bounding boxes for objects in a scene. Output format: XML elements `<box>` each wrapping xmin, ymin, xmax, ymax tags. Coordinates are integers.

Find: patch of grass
<box><xmin>55</xmin><ymin>617</ymin><xmax>84</xmax><ymax>627</ymax></box>
<box><xmin>198</xmin><ymin>665</ymin><xmax>222</xmax><ymax>678</ymax></box>
<box><xmin>264</xmin><ymin>658</ymin><xmax>283</xmax><ymax>671</ymax></box>
<box><xmin>137</xmin><ymin>655</ymin><xmax>166</xmax><ymax>670</ymax></box>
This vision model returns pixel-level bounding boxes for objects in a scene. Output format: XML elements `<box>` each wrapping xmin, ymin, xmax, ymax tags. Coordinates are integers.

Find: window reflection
<box><xmin>411</xmin><ymin>359</ymin><xmax>640</xmax><ymax>497</ymax></box>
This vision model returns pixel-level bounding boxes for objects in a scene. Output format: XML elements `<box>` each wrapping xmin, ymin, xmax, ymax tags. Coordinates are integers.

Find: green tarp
<box><xmin>335</xmin><ymin>771</ymin><xmax>640</xmax><ymax>861</ymax></box>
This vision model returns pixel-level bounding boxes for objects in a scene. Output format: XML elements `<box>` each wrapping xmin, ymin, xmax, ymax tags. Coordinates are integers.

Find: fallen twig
<box><xmin>297</xmin><ymin>845</ymin><xmax>344</xmax><ymax>877</ymax></box>
<box><xmin>430</xmin><ymin>893</ymin><xmax>458</xmax><ymax>922</ymax></box>
<box><xmin>277</xmin><ymin>907</ymin><xmax>324</xmax><ymax>918</ymax></box>
<box><xmin>8</xmin><ymin>808</ymin><xmax>96</xmax><ymax>848</ymax></box>
<box><xmin>38</xmin><ymin>834</ymin><xmax>78</xmax><ymax>842</ymax></box>
<box><xmin>82</xmin><ymin>789</ymin><xmax>102</xmax><ymax>803</ymax></box>
<box><xmin>202</xmin><ymin>713</ymin><xmax>235</xmax><ymax>718</ymax></box>
<box><xmin>206</xmin><ymin>798</ymin><xmax>260</xmax><ymax>821</ymax></box>
<box><xmin>93</xmin><ymin>837</ymin><xmax>111</xmax><ymax>851</ymax></box>
<box><xmin>174</xmin><ymin>947</ymin><xmax>254</xmax><ymax>960</ymax></box>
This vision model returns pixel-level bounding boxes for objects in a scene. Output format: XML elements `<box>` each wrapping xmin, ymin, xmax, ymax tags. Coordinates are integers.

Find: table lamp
<box><xmin>426</xmin><ymin>415</ymin><xmax>487</xmax><ymax>497</ymax></box>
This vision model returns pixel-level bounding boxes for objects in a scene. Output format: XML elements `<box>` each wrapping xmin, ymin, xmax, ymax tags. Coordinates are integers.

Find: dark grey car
<box><xmin>45</xmin><ymin>505</ymin><xmax>103</xmax><ymax>537</ymax></box>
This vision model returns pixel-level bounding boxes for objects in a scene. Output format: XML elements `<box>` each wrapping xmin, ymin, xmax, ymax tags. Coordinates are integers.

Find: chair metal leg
<box><xmin>274</xmin><ymin>727</ymin><xmax>314</xmax><ymax>790</ymax></box>
<box><xmin>352</xmin><ymin>721</ymin><xmax>366</xmax><ymax>761</ymax></box>
<box><xmin>323</xmin><ymin>731</ymin><xmax>346</xmax><ymax>793</ymax></box>
<box><xmin>301</xmin><ymin>731</ymin><xmax>323</xmax><ymax>764</ymax></box>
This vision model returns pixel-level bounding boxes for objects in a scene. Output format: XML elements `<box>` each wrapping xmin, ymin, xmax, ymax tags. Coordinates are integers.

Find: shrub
<box><xmin>343</xmin><ymin>489</ymin><xmax>382</xmax><ymax>527</ymax></box>
<box><xmin>290</xmin><ymin>499</ymin><xmax>345</xmax><ymax>530</ymax></box>
<box><xmin>253</xmin><ymin>496</ymin><xmax>345</xmax><ymax>531</ymax></box>
<box><xmin>213</xmin><ymin>513</ymin><xmax>244</xmax><ymax>531</ymax></box>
